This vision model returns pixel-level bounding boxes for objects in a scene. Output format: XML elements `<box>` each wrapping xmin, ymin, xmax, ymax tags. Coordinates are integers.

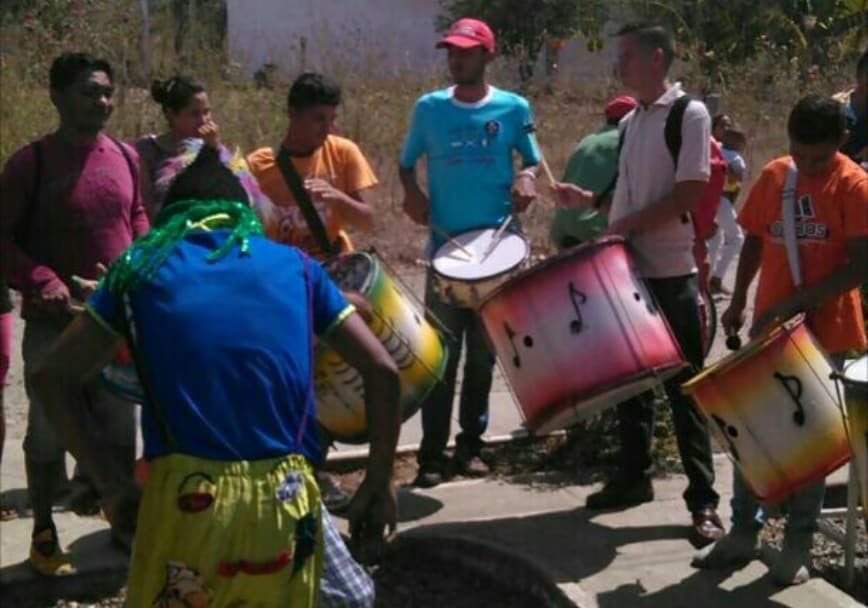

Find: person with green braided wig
<box><xmin>31</xmin><ymin>145</ymin><xmax>401</xmax><ymax>606</ymax></box>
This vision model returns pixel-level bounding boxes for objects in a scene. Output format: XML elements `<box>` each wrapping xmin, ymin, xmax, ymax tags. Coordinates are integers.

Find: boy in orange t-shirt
<box><xmin>247</xmin><ymin>72</ymin><xmax>378</xmax><ymax>259</ymax></box>
<box><xmin>694</xmin><ymin>94</ymin><xmax>868</xmax><ymax>585</ymax></box>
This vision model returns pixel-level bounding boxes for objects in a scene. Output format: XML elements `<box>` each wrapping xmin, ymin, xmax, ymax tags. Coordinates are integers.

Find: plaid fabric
<box><xmin>319</xmin><ymin>510</ymin><xmax>375</xmax><ymax>608</ymax></box>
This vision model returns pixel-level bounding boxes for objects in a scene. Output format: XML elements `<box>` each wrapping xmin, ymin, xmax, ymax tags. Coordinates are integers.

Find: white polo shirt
<box><xmin>610</xmin><ymin>83</ymin><xmax>711</xmax><ymax>278</ymax></box>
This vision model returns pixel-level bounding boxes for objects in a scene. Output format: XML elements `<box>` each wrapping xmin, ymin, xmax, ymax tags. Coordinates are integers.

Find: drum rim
<box><xmin>431</xmin><ymin>228</ymin><xmax>530</xmax><ymax>282</ymax></box>
<box><xmin>681</xmin><ymin>314</ymin><xmax>808</xmax><ymax>394</ymax></box>
<box><xmin>323</xmin><ymin>250</ymin><xmax>378</xmax><ymax>296</ymax></box>
<box><xmin>839</xmin><ymin>353</ymin><xmax>868</xmax><ymax>386</ymax></box>
<box><xmin>477</xmin><ymin>235</ymin><xmax>627</xmax><ymax>312</ymax></box>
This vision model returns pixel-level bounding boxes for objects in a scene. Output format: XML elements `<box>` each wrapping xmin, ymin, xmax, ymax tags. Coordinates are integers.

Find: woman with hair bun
<box><xmin>135</xmin><ymin>76</ymin><xmax>274</xmax><ymax>224</ymax></box>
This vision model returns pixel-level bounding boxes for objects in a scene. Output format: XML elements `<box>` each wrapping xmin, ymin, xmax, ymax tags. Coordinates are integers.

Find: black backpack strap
<box><xmin>116</xmin><ymin>292</ymin><xmax>178</xmax><ymax>451</ymax></box>
<box><xmin>664</xmin><ymin>95</ymin><xmax>692</xmax><ymax>169</ymax></box>
<box><xmin>108</xmin><ymin>136</ymin><xmax>139</xmax><ymax>203</ymax></box>
<box><xmin>274</xmin><ymin>147</ymin><xmax>338</xmax><ymax>257</ymax></box>
<box><xmin>593</xmin><ymin>123</ymin><xmax>627</xmax><ymax>209</ymax></box>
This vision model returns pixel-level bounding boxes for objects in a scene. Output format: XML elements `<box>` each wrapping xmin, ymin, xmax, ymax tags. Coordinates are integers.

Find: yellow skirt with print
<box><xmin>126</xmin><ymin>453</ymin><xmax>322</xmax><ymax>608</ymax></box>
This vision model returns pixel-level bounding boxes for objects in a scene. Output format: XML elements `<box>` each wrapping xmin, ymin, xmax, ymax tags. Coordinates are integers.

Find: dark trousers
<box><xmin>418</xmin><ymin>271</ymin><xmax>495</xmax><ymax>466</ymax></box>
<box><xmin>616</xmin><ymin>274</ymin><xmax>719</xmax><ymax>513</ymax></box>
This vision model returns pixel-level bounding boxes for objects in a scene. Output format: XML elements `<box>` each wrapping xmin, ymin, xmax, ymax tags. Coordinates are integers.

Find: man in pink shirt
<box><xmin>0</xmin><ymin>52</ymin><xmax>149</xmax><ymax>574</ymax></box>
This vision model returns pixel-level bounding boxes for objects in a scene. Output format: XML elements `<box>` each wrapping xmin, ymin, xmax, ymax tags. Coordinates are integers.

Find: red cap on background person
<box><xmin>436</xmin><ymin>18</ymin><xmax>496</xmax><ymax>54</ymax></box>
<box><xmin>605</xmin><ymin>95</ymin><xmax>638</xmax><ymax>123</ymax></box>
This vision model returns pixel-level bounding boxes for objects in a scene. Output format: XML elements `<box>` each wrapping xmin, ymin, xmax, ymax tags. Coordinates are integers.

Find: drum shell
<box><xmin>835</xmin><ymin>355</ymin><xmax>867</xmax><ymax>523</ymax></box>
<box><xmin>315</xmin><ymin>252</ymin><xmax>448</xmax><ymax>443</ymax></box>
<box><xmin>683</xmin><ymin>316</ymin><xmax>850</xmax><ymax>505</ymax></box>
<box><xmin>480</xmin><ymin>237</ymin><xmax>686</xmax><ymax>434</ymax></box>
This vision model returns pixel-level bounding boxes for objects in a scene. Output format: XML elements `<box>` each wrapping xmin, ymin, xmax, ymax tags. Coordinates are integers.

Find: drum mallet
<box><xmin>431</xmin><ymin>224</ymin><xmax>474</xmax><ymax>260</ymax></box>
<box><xmin>481</xmin><ymin>214</ymin><xmax>513</xmax><ymax>261</ymax></box>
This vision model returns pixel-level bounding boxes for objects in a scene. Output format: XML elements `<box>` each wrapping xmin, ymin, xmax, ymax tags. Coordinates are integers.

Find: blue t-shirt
<box><xmin>88</xmin><ymin>230</ymin><xmax>351</xmax><ymax>464</ymax></box>
<box><xmin>399</xmin><ymin>86</ymin><xmax>541</xmax><ymax>245</ymax></box>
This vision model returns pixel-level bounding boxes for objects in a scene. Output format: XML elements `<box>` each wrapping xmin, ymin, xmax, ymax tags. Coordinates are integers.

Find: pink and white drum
<box><xmin>683</xmin><ymin>316</ymin><xmax>850</xmax><ymax>505</ymax></box>
<box><xmin>479</xmin><ymin>237</ymin><xmax>686</xmax><ymax>434</ymax></box>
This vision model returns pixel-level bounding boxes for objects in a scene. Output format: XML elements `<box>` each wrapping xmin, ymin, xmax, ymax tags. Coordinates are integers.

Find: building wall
<box><xmin>226</xmin><ymin>0</ymin><xmax>611</xmax><ymax>79</ymax></box>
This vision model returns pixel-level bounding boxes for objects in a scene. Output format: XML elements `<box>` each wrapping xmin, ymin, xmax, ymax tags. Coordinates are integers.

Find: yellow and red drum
<box><xmin>683</xmin><ymin>316</ymin><xmax>851</xmax><ymax>505</ymax></box>
<box><xmin>315</xmin><ymin>251</ymin><xmax>448</xmax><ymax>443</ymax></box>
<box><xmin>833</xmin><ymin>355</ymin><xmax>867</xmax><ymax>522</ymax></box>
<box><xmin>479</xmin><ymin>237</ymin><xmax>686</xmax><ymax>434</ymax></box>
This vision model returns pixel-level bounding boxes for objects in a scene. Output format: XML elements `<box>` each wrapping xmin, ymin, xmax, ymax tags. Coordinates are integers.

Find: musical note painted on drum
<box><xmin>567</xmin><ymin>282</ymin><xmax>587</xmax><ymax>334</ymax></box>
<box><xmin>504</xmin><ymin>321</ymin><xmax>521</xmax><ymax>368</ymax></box>
<box><xmin>711</xmin><ymin>414</ymin><xmax>740</xmax><ymax>462</ymax></box>
<box><xmin>774</xmin><ymin>372</ymin><xmax>806</xmax><ymax>426</ymax></box>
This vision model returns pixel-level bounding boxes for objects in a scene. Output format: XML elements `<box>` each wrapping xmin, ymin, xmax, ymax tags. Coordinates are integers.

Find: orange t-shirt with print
<box><xmin>247</xmin><ymin>134</ymin><xmax>378</xmax><ymax>259</ymax></box>
<box><xmin>738</xmin><ymin>152</ymin><xmax>868</xmax><ymax>355</ymax></box>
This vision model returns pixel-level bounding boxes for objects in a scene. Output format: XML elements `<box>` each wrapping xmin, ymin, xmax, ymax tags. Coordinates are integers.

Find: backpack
<box><xmin>599</xmin><ymin>95</ymin><xmax>726</xmax><ymax>242</ymax></box>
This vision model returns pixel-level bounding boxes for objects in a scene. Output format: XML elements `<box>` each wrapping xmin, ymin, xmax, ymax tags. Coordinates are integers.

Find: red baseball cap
<box><xmin>604</xmin><ymin>95</ymin><xmax>638</xmax><ymax>122</ymax></box>
<box><xmin>436</xmin><ymin>18</ymin><xmax>495</xmax><ymax>54</ymax></box>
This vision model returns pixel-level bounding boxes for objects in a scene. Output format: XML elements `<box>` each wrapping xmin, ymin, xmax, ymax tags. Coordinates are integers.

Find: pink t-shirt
<box><xmin>0</xmin><ymin>132</ymin><xmax>149</xmax><ymax>318</ymax></box>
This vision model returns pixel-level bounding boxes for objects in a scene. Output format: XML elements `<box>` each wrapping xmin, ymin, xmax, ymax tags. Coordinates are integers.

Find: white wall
<box><xmin>226</xmin><ymin>0</ymin><xmax>612</xmax><ymax>80</ymax></box>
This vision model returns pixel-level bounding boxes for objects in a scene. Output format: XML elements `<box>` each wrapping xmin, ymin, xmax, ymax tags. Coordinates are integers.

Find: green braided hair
<box><xmin>104</xmin><ymin>199</ymin><xmax>264</xmax><ymax>295</ymax></box>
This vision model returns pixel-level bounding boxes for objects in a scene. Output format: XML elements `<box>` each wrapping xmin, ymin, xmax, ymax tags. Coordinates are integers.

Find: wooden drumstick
<box><xmin>431</xmin><ymin>224</ymin><xmax>473</xmax><ymax>260</ymax></box>
<box><xmin>481</xmin><ymin>214</ymin><xmax>513</xmax><ymax>261</ymax></box>
<box><xmin>531</xmin><ymin>132</ymin><xmax>557</xmax><ymax>188</ymax></box>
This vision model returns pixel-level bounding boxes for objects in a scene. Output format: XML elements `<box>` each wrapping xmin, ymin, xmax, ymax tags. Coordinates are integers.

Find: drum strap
<box><xmin>117</xmin><ymin>292</ymin><xmax>178</xmax><ymax>451</ymax></box>
<box><xmin>274</xmin><ymin>146</ymin><xmax>339</xmax><ymax>257</ymax></box>
<box><xmin>781</xmin><ymin>160</ymin><xmax>803</xmax><ymax>288</ymax></box>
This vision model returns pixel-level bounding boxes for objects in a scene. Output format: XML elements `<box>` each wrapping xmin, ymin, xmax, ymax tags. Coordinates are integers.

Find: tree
<box><xmin>436</xmin><ymin>0</ymin><xmax>608</xmax><ymax>83</ymax></box>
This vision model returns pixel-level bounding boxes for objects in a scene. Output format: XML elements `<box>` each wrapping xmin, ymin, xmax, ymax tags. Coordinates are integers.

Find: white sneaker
<box><xmin>771</xmin><ymin>539</ymin><xmax>812</xmax><ymax>586</ymax></box>
<box><xmin>692</xmin><ymin>530</ymin><xmax>760</xmax><ymax>569</ymax></box>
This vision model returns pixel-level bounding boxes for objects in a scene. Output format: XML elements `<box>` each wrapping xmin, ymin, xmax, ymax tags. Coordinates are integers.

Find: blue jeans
<box><xmin>729</xmin><ymin>354</ymin><xmax>844</xmax><ymax>541</ymax></box>
<box><xmin>417</xmin><ymin>270</ymin><xmax>494</xmax><ymax>466</ymax></box>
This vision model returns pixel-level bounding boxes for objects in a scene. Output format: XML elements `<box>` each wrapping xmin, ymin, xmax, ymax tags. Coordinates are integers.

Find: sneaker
<box><xmin>414</xmin><ymin>460</ymin><xmax>446</xmax><ymax>488</ymax></box>
<box><xmin>771</xmin><ymin>536</ymin><xmax>812</xmax><ymax>586</ymax></box>
<box><xmin>316</xmin><ymin>473</ymin><xmax>352</xmax><ymax>515</ymax></box>
<box><xmin>29</xmin><ymin>528</ymin><xmax>75</xmax><ymax>576</ymax></box>
<box><xmin>709</xmin><ymin>276</ymin><xmax>731</xmax><ymax>296</ymax></box>
<box><xmin>690</xmin><ymin>507</ymin><xmax>726</xmax><ymax>547</ymax></box>
<box><xmin>692</xmin><ymin>530</ymin><xmax>760</xmax><ymax>569</ymax></box>
<box><xmin>454</xmin><ymin>454</ymin><xmax>490</xmax><ymax>478</ymax></box>
<box><xmin>585</xmin><ymin>476</ymin><xmax>654</xmax><ymax>510</ymax></box>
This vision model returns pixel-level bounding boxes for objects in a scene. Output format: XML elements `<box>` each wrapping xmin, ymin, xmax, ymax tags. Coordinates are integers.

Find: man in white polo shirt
<box><xmin>555</xmin><ymin>22</ymin><xmax>723</xmax><ymax>546</ymax></box>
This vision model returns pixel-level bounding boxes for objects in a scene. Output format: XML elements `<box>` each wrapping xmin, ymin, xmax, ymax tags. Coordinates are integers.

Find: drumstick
<box><xmin>481</xmin><ymin>214</ymin><xmax>513</xmax><ymax>261</ymax></box>
<box><xmin>532</xmin><ymin>132</ymin><xmax>557</xmax><ymax>187</ymax></box>
<box><xmin>431</xmin><ymin>224</ymin><xmax>473</xmax><ymax>260</ymax></box>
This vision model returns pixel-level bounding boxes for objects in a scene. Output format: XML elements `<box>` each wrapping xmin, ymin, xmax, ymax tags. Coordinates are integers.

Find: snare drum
<box><xmin>834</xmin><ymin>355</ymin><xmax>867</xmax><ymax>522</ymax></box>
<box><xmin>101</xmin><ymin>342</ymin><xmax>143</xmax><ymax>403</ymax></box>
<box><xmin>315</xmin><ymin>251</ymin><xmax>448</xmax><ymax>443</ymax></box>
<box><xmin>682</xmin><ymin>316</ymin><xmax>850</xmax><ymax>505</ymax></box>
<box><xmin>479</xmin><ymin>236</ymin><xmax>686</xmax><ymax>434</ymax></box>
<box><xmin>431</xmin><ymin>228</ymin><xmax>530</xmax><ymax>308</ymax></box>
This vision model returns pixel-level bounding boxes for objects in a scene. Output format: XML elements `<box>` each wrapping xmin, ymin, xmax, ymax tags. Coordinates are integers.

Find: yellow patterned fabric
<box><xmin>126</xmin><ymin>453</ymin><xmax>322</xmax><ymax>607</ymax></box>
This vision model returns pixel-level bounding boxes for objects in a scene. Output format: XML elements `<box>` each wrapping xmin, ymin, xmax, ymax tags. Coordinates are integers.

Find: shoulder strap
<box><xmin>116</xmin><ymin>291</ymin><xmax>178</xmax><ymax>451</ymax></box>
<box><xmin>274</xmin><ymin>147</ymin><xmax>337</xmax><ymax>257</ymax></box>
<box><xmin>780</xmin><ymin>160</ymin><xmax>802</xmax><ymax>288</ymax></box>
<box><xmin>16</xmin><ymin>141</ymin><xmax>43</xmax><ymax>246</ymax></box>
<box><xmin>664</xmin><ymin>95</ymin><xmax>692</xmax><ymax>168</ymax></box>
<box><xmin>109</xmin><ymin>136</ymin><xmax>139</xmax><ymax>197</ymax></box>
<box><xmin>593</xmin><ymin>124</ymin><xmax>628</xmax><ymax>209</ymax></box>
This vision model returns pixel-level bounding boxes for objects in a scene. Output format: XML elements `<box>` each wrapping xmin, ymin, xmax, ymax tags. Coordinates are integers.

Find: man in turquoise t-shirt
<box><xmin>399</xmin><ymin>18</ymin><xmax>541</xmax><ymax>487</ymax></box>
<box><xmin>549</xmin><ymin>95</ymin><xmax>637</xmax><ymax>249</ymax></box>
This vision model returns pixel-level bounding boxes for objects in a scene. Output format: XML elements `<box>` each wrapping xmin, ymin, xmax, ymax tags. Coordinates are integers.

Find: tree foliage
<box><xmin>436</xmin><ymin>0</ymin><xmax>609</xmax><ymax>82</ymax></box>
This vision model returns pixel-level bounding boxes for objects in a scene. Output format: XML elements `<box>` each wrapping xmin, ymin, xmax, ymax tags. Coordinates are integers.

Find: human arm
<box><xmin>721</xmin><ymin>234</ymin><xmax>762</xmax><ymax>337</ymax></box>
<box><xmin>324</xmin><ymin>313</ymin><xmax>400</xmax><ymax>562</ymax></box>
<box><xmin>398</xmin><ymin>99</ymin><xmax>430</xmax><ymax>226</ymax></box>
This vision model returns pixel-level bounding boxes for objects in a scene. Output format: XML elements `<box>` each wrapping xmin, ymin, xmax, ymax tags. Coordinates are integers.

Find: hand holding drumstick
<box><xmin>528</xmin><ymin>131</ymin><xmax>595</xmax><ymax>209</ymax></box>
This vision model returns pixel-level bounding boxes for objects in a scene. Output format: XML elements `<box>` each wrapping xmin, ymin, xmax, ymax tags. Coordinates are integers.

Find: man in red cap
<box><xmin>398</xmin><ymin>18</ymin><xmax>542</xmax><ymax>487</ymax></box>
<box><xmin>550</xmin><ymin>95</ymin><xmax>637</xmax><ymax>249</ymax></box>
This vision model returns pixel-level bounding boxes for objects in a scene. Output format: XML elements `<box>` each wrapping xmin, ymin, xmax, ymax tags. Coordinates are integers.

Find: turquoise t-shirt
<box><xmin>88</xmin><ymin>231</ymin><xmax>350</xmax><ymax>464</ymax></box>
<box><xmin>399</xmin><ymin>86</ymin><xmax>541</xmax><ymax>245</ymax></box>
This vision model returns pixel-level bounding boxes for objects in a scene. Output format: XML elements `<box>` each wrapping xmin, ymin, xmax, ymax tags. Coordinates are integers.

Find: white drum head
<box><xmin>432</xmin><ymin>228</ymin><xmax>529</xmax><ymax>280</ymax></box>
<box><xmin>843</xmin><ymin>355</ymin><xmax>868</xmax><ymax>385</ymax></box>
